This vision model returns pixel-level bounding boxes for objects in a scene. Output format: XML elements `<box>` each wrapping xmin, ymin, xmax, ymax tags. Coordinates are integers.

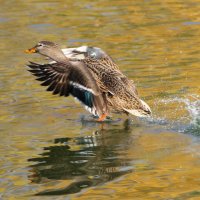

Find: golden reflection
<box><xmin>0</xmin><ymin>0</ymin><xmax>200</xmax><ymax>199</ymax></box>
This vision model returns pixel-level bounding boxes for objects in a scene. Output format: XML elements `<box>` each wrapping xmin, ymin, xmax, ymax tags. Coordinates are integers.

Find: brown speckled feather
<box><xmin>63</xmin><ymin>46</ymin><xmax>151</xmax><ymax>117</ymax></box>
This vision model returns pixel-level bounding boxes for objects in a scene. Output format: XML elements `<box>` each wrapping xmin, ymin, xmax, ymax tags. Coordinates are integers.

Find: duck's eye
<box><xmin>37</xmin><ymin>43</ymin><xmax>43</xmax><ymax>47</ymax></box>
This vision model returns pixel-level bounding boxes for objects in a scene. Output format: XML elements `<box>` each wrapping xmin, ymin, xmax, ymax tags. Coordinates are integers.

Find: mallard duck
<box><xmin>25</xmin><ymin>41</ymin><xmax>151</xmax><ymax>121</ymax></box>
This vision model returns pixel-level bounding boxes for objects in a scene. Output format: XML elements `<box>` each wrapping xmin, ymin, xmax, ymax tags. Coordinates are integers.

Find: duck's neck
<box><xmin>49</xmin><ymin>50</ymin><xmax>69</xmax><ymax>63</ymax></box>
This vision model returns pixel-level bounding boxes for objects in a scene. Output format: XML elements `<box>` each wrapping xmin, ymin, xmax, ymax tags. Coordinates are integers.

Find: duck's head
<box><xmin>25</xmin><ymin>41</ymin><xmax>67</xmax><ymax>62</ymax></box>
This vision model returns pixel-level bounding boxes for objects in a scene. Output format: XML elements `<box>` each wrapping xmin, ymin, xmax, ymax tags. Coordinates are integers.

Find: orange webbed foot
<box><xmin>97</xmin><ymin>113</ymin><xmax>107</xmax><ymax>122</ymax></box>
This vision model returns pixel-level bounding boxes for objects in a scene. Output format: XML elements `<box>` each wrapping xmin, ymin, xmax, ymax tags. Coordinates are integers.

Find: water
<box><xmin>157</xmin><ymin>95</ymin><xmax>200</xmax><ymax>135</ymax></box>
<box><xmin>0</xmin><ymin>0</ymin><xmax>200</xmax><ymax>199</ymax></box>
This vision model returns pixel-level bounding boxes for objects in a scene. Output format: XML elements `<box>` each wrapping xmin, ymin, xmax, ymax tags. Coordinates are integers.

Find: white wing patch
<box><xmin>62</xmin><ymin>46</ymin><xmax>88</xmax><ymax>60</ymax></box>
<box><xmin>74</xmin><ymin>46</ymin><xmax>88</xmax><ymax>52</ymax></box>
<box><xmin>73</xmin><ymin>97</ymin><xmax>98</xmax><ymax>117</ymax></box>
<box><xmin>69</xmin><ymin>81</ymin><xmax>95</xmax><ymax>94</ymax></box>
<box><xmin>84</xmin><ymin>105</ymin><xmax>98</xmax><ymax>117</ymax></box>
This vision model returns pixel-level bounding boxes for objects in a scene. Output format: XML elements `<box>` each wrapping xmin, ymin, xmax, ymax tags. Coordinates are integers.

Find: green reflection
<box><xmin>28</xmin><ymin>121</ymin><xmax>133</xmax><ymax>195</ymax></box>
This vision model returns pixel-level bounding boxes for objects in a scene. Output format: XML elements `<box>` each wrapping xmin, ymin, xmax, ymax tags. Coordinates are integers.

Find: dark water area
<box><xmin>0</xmin><ymin>0</ymin><xmax>200</xmax><ymax>199</ymax></box>
<box><xmin>28</xmin><ymin>122</ymin><xmax>133</xmax><ymax>196</ymax></box>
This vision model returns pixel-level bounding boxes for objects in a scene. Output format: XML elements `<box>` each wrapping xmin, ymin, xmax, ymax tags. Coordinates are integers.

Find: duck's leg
<box><xmin>97</xmin><ymin>113</ymin><xmax>107</xmax><ymax>122</ymax></box>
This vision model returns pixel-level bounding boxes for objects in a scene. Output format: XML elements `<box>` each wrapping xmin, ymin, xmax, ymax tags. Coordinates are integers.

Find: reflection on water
<box><xmin>28</xmin><ymin>120</ymin><xmax>133</xmax><ymax>196</ymax></box>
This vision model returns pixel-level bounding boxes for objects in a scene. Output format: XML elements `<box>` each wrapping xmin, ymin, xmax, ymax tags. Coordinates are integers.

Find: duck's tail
<box><xmin>123</xmin><ymin>99</ymin><xmax>152</xmax><ymax>118</ymax></box>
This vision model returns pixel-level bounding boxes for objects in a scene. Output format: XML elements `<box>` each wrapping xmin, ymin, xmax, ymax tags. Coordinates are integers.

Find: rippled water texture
<box><xmin>0</xmin><ymin>0</ymin><xmax>200</xmax><ymax>199</ymax></box>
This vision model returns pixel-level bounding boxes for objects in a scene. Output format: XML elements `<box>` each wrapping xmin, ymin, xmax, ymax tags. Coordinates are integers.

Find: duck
<box><xmin>25</xmin><ymin>41</ymin><xmax>151</xmax><ymax>121</ymax></box>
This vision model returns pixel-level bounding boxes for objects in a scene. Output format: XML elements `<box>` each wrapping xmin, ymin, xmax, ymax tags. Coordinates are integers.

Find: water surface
<box><xmin>0</xmin><ymin>0</ymin><xmax>200</xmax><ymax>199</ymax></box>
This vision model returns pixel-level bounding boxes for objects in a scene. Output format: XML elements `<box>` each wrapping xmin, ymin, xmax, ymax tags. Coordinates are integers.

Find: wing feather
<box><xmin>27</xmin><ymin>61</ymin><xmax>106</xmax><ymax>116</ymax></box>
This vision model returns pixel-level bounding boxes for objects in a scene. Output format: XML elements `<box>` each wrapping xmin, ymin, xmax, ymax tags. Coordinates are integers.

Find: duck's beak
<box><xmin>25</xmin><ymin>47</ymin><xmax>37</xmax><ymax>53</ymax></box>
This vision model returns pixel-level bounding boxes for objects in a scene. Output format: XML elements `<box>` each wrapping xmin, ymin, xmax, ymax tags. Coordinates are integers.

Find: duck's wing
<box><xmin>27</xmin><ymin>61</ymin><xmax>106</xmax><ymax>116</ymax></box>
<box><xmin>62</xmin><ymin>46</ymin><xmax>138</xmax><ymax>94</ymax></box>
<box><xmin>62</xmin><ymin>46</ymin><xmax>118</xmax><ymax>68</ymax></box>
<box><xmin>62</xmin><ymin>46</ymin><xmax>87</xmax><ymax>60</ymax></box>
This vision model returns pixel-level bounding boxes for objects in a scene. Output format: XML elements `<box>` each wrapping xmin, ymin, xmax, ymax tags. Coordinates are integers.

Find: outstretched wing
<box><xmin>27</xmin><ymin>61</ymin><xmax>106</xmax><ymax>116</ymax></box>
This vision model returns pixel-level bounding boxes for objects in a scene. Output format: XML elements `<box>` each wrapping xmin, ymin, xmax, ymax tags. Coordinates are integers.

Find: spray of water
<box><xmin>144</xmin><ymin>95</ymin><xmax>200</xmax><ymax>135</ymax></box>
<box><xmin>182</xmin><ymin>95</ymin><xmax>200</xmax><ymax>135</ymax></box>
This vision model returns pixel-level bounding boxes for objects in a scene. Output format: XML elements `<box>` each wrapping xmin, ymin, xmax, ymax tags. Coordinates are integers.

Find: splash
<box><xmin>182</xmin><ymin>95</ymin><xmax>200</xmax><ymax>135</ymax></box>
<box><xmin>160</xmin><ymin>95</ymin><xmax>200</xmax><ymax>135</ymax></box>
<box><xmin>142</xmin><ymin>95</ymin><xmax>200</xmax><ymax>136</ymax></box>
